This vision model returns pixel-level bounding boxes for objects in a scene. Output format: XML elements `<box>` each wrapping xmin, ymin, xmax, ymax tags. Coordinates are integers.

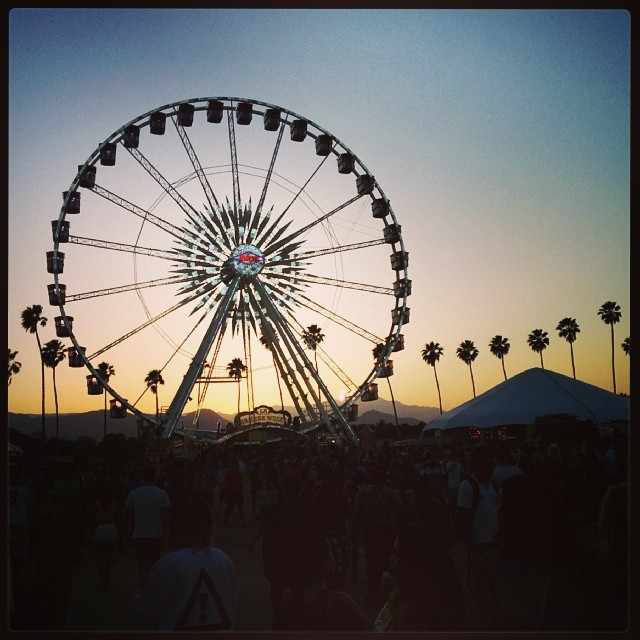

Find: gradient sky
<box><xmin>7</xmin><ymin>8</ymin><xmax>630</xmax><ymax>421</ymax></box>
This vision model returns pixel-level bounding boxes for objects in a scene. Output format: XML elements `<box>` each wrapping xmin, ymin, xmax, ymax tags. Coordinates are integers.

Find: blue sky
<box><xmin>8</xmin><ymin>8</ymin><xmax>630</xmax><ymax>418</ymax></box>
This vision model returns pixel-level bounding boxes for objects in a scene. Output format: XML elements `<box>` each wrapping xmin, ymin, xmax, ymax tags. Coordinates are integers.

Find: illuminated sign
<box><xmin>235</xmin><ymin>405</ymin><xmax>292</xmax><ymax>430</ymax></box>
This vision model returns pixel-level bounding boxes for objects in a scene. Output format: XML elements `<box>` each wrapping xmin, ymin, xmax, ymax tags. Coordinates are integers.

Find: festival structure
<box><xmin>46</xmin><ymin>97</ymin><xmax>411</xmax><ymax>448</ymax></box>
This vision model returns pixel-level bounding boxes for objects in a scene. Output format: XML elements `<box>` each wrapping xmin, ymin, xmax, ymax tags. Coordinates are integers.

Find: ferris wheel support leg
<box><xmin>253</xmin><ymin>279</ymin><xmax>358</xmax><ymax>445</ymax></box>
<box><xmin>160</xmin><ymin>279</ymin><xmax>240</xmax><ymax>438</ymax></box>
<box><xmin>261</xmin><ymin>303</ymin><xmax>323</xmax><ymax>424</ymax></box>
<box><xmin>258</xmin><ymin>317</ymin><xmax>307</xmax><ymax>419</ymax></box>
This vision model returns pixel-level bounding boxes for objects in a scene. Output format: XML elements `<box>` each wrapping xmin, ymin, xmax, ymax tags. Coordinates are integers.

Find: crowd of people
<box><xmin>8</xmin><ymin>430</ymin><xmax>628</xmax><ymax>631</ymax></box>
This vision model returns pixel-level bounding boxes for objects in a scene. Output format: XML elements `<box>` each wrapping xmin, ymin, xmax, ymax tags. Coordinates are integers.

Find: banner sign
<box><xmin>235</xmin><ymin>405</ymin><xmax>292</xmax><ymax>430</ymax></box>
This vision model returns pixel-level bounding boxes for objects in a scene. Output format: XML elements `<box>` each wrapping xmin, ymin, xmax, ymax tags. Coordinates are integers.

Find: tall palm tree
<box><xmin>555</xmin><ymin>317</ymin><xmax>580</xmax><ymax>379</ymax></box>
<box><xmin>227</xmin><ymin>358</ymin><xmax>246</xmax><ymax>415</ymax></box>
<box><xmin>97</xmin><ymin>362</ymin><xmax>115</xmax><ymax>443</ymax></box>
<box><xmin>421</xmin><ymin>341</ymin><xmax>444</xmax><ymax>414</ymax></box>
<box><xmin>456</xmin><ymin>340</ymin><xmax>479</xmax><ymax>398</ymax></box>
<box><xmin>621</xmin><ymin>337</ymin><xmax>630</xmax><ymax>357</ymax></box>
<box><xmin>302</xmin><ymin>324</ymin><xmax>325</xmax><ymax>402</ymax></box>
<box><xmin>145</xmin><ymin>369</ymin><xmax>165</xmax><ymax>422</ymax></box>
<box><xmin>373</xmin><ymin>344</ymin><xmax>399</xmax><ymax>433</ymax></box>
<box><xmin>488</xmin><ymin>335</ymin><xmax>510</xmax><ymax>381</ymax></box>
<box><xmin>41</xmin><ymin>339</ymin><xmax>66</xmax><ymax>453</ymax></box>
<box><xmin>527</xmin><ymin>329</ymin><xmax>549</xmax><ymax>369</ymax></box>
<box><xmin>598</xmin><ymin>301</ymin><xmax>622</xmax><ymax>394</ymax></box>
<box><xmin>8</xmin><ymin>349</ymin><xmax>22</xmax><ymax>386</ymax></box>
<box><xmin>259</xmin><ymin>333</ymin><xmax>284</xmax><ymax>411</ymax></box>
<box><xmin>21</xmin><ymin>305</ymin><xmax>48</xmax><ymax>442</ymax></box>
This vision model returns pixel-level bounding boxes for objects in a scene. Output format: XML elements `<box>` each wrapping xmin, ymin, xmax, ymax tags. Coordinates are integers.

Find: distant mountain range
<box><xmin>8</xmin><ymin>398</ymin><xmax>439</xmax><ymax>442</ymax></box>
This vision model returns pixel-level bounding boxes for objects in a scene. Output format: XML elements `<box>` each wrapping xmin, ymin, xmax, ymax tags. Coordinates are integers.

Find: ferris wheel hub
<box><xmin>228</xmin><ymin>244</ymin><xmax>265</xmax><ymax>277</ymax></box>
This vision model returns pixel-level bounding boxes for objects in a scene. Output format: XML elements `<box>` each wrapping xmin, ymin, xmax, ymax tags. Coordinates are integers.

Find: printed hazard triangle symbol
<box><xmin>174</xmin><ymin>567</ymin><xmax>231</xmax><ymax>630</ymax></box>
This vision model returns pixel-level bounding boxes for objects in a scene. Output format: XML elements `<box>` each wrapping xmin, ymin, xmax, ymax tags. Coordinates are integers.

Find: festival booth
<box><xmin>421</xmin><ymin>367</ymin><xmax>629</xmax><ymax>446</ymax></box>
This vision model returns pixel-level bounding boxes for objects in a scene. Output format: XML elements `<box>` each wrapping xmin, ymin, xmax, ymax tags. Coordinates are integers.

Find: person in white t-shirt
<box><xmin>454</xmin><ymin>445</ymin><xmax>498</xmax><ymax>577</ymax></box>
<box><xmin>136</xmin><ymin>500</ymin><xmax>235</xmax><ymax>631</ymax></box>
<box><xmin>125</xmin><ymin>465</ymin><xmax>171</xmax><ymax>589</ymax></box>
<box><xmin>445</xmin><ymin>450</ymin><xmax>464</xmax><ymax>505</ymax></box>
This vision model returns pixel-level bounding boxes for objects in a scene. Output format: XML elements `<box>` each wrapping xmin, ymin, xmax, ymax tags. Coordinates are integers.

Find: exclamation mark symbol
<box><xmin>199</xmin><ymin>592</ymin><xmax>208</xmax><ymax>623</ymax></box>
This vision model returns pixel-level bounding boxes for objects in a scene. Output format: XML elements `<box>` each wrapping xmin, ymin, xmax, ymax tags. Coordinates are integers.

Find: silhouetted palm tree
<box><xmin>97</xmin><ymin>362</ymin><xmax>115</xmax><ymax>443</ymax></box>
<box><xmin>302</xmin><ymin>324</ymin><xmax>325</xmax><ymax>402</ymax></box>
<box><xmin>555</xmin><ymin>317</ymin><xmax>580</xmax><ymax>379</ymax></box>
<box><xmin>456</xmin><ymin>340</ymin><xmax>479</xmax><ymax>398</ymax></box>
<box><xmin>621</xmin><ymin>336</ymin><xmax>630</xmax><ymax>357</ymax></box>
<box><xmin>145</xmin><ymin>369</ymin><xmax>165</xmax><ymax>422</ymax></box>
<box><xmin>227</xmin><ymin>358</ymin><xmax>246</xmax><ymax>414</ymax></box>
<box><xmin>260</xmin><ymin>333</ymin><xmax>284</xmax><ymax>411</ymax></box>
<box><xmin>41</xmin><ymin>339</ymin><xmax>66</xmax><ymax>452</ymax></box>
<box><xmin>598</xmin><ymin>301</ymin><xmax>622</xmax><ymax>394</ymax></box>
<box><xmin>527</xmin><ymin>329</ymin><xmax>549</xmax><ymax>369</ymax></box>
<box><xmin>8</xmin><ymin>349</ymin><xmax>21</xmax><ymax>386</ymax></box>
<box><xmin>421</xmin><ymin>341</ymin><xmax>444</xmax><ymax>414</ymax></box>
<box><xmin>488</xmin><ymin>335</ymin><xmax>510</xmax><ymax>381</ymax></box>
<box><xmin>21</xmin><ymin>305</ymin><xmax>48</xmax><ymax>442</ymax></box>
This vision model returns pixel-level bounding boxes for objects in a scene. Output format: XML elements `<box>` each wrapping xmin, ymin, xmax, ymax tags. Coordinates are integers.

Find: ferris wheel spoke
<box><xmin>288</xmin><ymin>315</ymin><xmax>358</xmax><ymax>393</ymax></box>
<box><xmin>86</xmin><ymin>289</ymin><xmax>204</xmax><ymax>361</ymax></box>
<box><xmin>227</xmin><ymin>106</ymin><xmax>241</xmax><ymax>218</ymax></box>
<box><xmin>267</xmin><ymin>271</ymin><xmax>393</xmax><ymax>295</ymax></box>
<box><xmin>294</xmin><ymin>293</ymin><xmax>382</xmax><ymax>344</ymax></box>
<box><xmin>255</xmin><ymin>119</ymin><xmax>287</xmax><ymax>221</ymax></box>
<box><xmin>171</xmin><ymin>115</ymin><xmax>221</xmax><ymax>212</ymax></box>
<box><xmin>68</xmin><ymin>236</ymin><xmax>177</xmax><ymax>261</ymax></box>
<box><xmin>91</xmin><ymin>184</ymin><xmax>186</xmax><ymax>241</ymax></box>
<box><xmin>294</xmin><ymin>238</ymin><xmax>386</xmax><ymax>260</ymax></box>
<box><xmin>125</xmin><ymin>147</ymin><xmax>204</xmax><ymax>231</ymax></box>
<box><xmin>279</xmin><ymin>152</ymin><xmax>331</xmax><ymax>220</ymax></box>
<box><xmin>181</xmin><ymin>208</ymin><xmax>233</xmax><ymax>258</ymax></box>
<box><xmin>66</xmin><ymin>275</ymin><xmax>192</xmax><ymax>302</ymax></box>
<box><xmin>262</xmin><ymin>193</ymin><xmax>365</xmax><ymax>258</ymax></box>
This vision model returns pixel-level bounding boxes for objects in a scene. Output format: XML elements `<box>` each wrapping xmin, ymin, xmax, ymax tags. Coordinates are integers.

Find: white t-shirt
<box><xmin>125</xmin><ymin>484</ymin><xmax>170</xmax><ymax>538</ymax></box>
<box><xmin>457</xmin><ymin>477</ymin><xmax>498</xmax><ymax>545</ymax></box>
<box><xmin>136</xmin><ymin>547</ymin><xmax>235</xmax><ymax>631</ymax></box>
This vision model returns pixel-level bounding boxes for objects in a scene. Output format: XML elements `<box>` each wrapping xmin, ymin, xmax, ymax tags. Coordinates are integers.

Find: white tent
<box><xmin>423</xmin><ymin>367</ymin><xmax>629</xmax><ymax>432</ymax></box>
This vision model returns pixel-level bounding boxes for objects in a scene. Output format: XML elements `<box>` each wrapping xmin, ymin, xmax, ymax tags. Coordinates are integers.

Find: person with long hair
<box><xmin>274</xmin><ymin>526</ymin><xmax>372</xmax><ymax>631</ymax></box>
<box><xmin>374</xmin><ymin>522</ymin><xmax>465</xmax><ymax>631</ymax></box>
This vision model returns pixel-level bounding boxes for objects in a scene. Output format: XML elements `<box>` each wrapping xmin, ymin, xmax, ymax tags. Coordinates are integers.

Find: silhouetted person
<box><xmin>466</xmin><ymin>474</ymin><xmax>613</xmax><ymax>630</ymax></box>
<box><xmin>352</xmin><ymin>465</ymin><xmax>404</xmax><ymax>609</ymax></box>
<box><xmin>91</xmin><ymin>480</ymin><xmax>120</xmax><ymax>592</ymax></box>
<box><xmin>223</xmin><ymin>458</ymin><xmax>245</xmax><ymax>526</ymax></box>
<box><xmin>124</xmin><ymin>465</ymin><xmax>171</xmax><ymax>590</ymax></box>
<box><xmin>596</xmin><ymin>481</ymin><xmax>628</xmax><ymax>629</ymax></box>
<box><xmin>273</xmin><ymin>526</ymin><xmax>372</xmax><ymax>631</ymax></box>
<box><xmin>136</xmin><ymin>500</ymin><xmax>234</xmax><ymax>630</ymax></box>
<box><xmin>375</xmin><ymin>522</ymin><xmax>465</xmax><ymax>630</ymax></box>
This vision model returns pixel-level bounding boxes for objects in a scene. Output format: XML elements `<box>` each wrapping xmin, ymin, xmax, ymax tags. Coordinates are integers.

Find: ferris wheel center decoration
<box><xmin>48</xmin><ymin>97</ymin><xmax>411</xmax><ymax>445</ymax></box>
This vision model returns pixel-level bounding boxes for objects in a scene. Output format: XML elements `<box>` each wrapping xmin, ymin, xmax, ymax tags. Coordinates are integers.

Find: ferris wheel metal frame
<box><xmin>48</xmin><ymin>97</ymin><xmax>411</xmax><ymax>445</ymax></box>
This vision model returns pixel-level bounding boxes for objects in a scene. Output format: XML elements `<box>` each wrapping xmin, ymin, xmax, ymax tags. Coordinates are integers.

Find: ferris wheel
<box><xmin>47</xmin><ymin>97</ymin><xmax>411</xmax><ymax>444</ymax></box>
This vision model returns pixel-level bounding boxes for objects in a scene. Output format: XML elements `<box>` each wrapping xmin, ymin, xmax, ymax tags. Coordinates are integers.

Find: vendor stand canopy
<box><xmin>423</xmin><ymin>367</ymin><xmax>629</xmax><ymax>432</ymax></box>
